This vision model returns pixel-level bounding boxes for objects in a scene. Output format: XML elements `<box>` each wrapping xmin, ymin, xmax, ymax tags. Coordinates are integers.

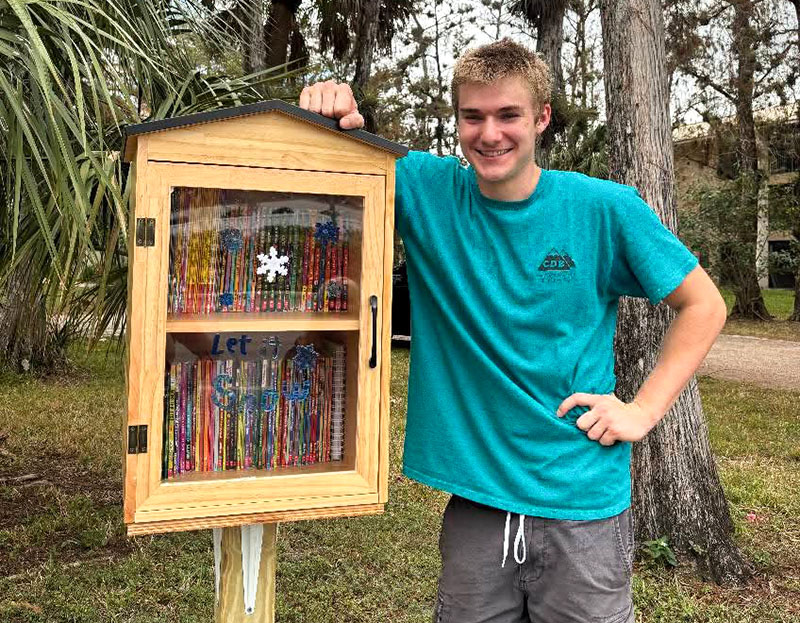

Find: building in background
<box><xmin>673</xmin><ymin>105</ymin><xmax>799</xmax><ymax>289</ymax></box>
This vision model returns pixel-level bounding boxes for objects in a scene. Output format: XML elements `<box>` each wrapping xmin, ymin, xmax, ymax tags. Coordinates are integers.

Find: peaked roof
<box><xmin>122</xmin><ymin>99</ymin><xmax>408</xmax><ymax>162</ymax></box>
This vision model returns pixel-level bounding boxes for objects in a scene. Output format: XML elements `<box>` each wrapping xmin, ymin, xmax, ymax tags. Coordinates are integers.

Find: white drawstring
<box><xmin>514</xmin><ymin>514</ymin><xmax>527</xmax><ymax>564</ymax></box>
<box><xmin>502</xmin><ymin>513</ymin><xmax>510</xmax><ymax>568</ymax></box>
<box><xmin>501</xmin><ymin>512</ymin><xmax>527</xmax><ymax>567</ymax></box>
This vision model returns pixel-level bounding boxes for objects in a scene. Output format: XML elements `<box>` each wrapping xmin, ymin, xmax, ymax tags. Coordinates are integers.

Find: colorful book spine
<box><xmin>330</xmin><ymin>341</ymin><xmax>345</xmax><ymax>461</ymax></box>
<box><xmin>301</xmin><ymin>225</ymin><xmax>310</xmax><ymax>311</ymax></box>
<box><xmin>342</xmin><ymin>235</ymin><xmax>349</xmax><ymax>312</ymax></box>
<box><xmin>162</xmin><ymin>339</ymin><xmax>345</xmax><ymax>479</ymax></box>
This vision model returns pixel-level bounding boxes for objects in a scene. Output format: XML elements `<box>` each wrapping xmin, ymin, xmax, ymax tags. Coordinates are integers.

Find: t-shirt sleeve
<box><xmin>394</xmin><ymin>150</ymin><xmax>457</xmax><ymax>237</ymax></box>
<box><xmin>607</xmin><ymin>187</ymin><xmax>699</xmax><ymax>305</ymax></box>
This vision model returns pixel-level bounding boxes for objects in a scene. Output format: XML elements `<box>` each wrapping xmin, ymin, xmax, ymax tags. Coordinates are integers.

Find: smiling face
<box><xmin>457</xmin><ymin>75</ymin><xmax>550</xmax><ymax>201</ymax></box>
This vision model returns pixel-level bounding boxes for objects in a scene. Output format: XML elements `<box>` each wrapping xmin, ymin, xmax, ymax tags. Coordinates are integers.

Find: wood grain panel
<box><xmin>215</xmin><ymin>524</ymin><xmax>276</xmax><ymax>623</ymax></box>
<box><xmin>137</xmin><ymin>470</ymin><xmax>373</xmax><ymax>519</ymax></box>
<box><xmin>378</xmin><ymin>156</ymin><xmax>397</xmax><ymax>504</ymax></box>
<box><xmin>135</xmin><ymin>490</ymin><xmax>380</xmax><ymax>524</ymax></box>
<box><xmin>352</xmin><ymin>174</ymin><xmax>384</xmax><ymax>493</ymax></box>
<box><xmin>123</xmin><ymin>139</ymin><xmax>149</xmax><ymax>523</ymax></box>
<box><xmin>144</xmin><ymin>112</ymin><xmax>388</xmax><ymax>175</ymax></box>
<box><xmin>128</xmin><ymin>503</ymin><xmax>384</xmax><ymax>536</ymax></box>
<box><xmin>165</xmin><ymin>312</ymin><xmax>359</xmax><ymax>333</ymax></box>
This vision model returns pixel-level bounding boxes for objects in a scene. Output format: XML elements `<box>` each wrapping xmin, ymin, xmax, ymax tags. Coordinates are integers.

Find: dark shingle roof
<box><xmin>122</xmin><ymin>99</ymin><xmax>408</xmax><ymax>161</ymax></box>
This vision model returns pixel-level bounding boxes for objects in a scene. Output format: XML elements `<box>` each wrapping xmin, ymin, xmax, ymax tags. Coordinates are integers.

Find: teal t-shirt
<box><xmin>394</xmin><ymin>150</ymin><xmax>699</xmax><ymax>520</ymax></box>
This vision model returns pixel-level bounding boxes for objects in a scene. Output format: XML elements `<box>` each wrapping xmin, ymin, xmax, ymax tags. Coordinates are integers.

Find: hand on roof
<box><xmin>300</xmin><ymin>81</ymin><xmax>365</xmax><ymax>130</ymax></box>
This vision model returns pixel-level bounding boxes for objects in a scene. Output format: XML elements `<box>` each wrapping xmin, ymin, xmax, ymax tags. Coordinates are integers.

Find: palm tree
<box><xmin>315</xmin><ymin>0</ymin><xmax>413</xmax><ymax>131</ymax></box>
<box><xmin>509</xmin><ymin>0</ymin><xmax>569</xmax><ymax>165</ymax></box>
<box><xmin>209</xmin><ymin>0</ymin><xmax>412</xmax><ymax>131</ymax></box>
<box><xmin>0</xmin><ymin>0</ymin><xmax>291</xmax><ymax>372</ymax></box>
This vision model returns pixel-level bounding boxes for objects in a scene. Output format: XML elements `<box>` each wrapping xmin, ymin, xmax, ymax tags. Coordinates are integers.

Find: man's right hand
<box><xmin>299</xmin><ymin>81</ymin><xmax>365</xmax><ymax>130</ymax></box>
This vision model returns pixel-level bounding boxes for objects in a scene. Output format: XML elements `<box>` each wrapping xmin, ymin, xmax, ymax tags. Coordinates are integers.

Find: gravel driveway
<box><xmin>698</xmin><ymin>334</ymin><xmax>800</xmax><ymax>391</ymax></box>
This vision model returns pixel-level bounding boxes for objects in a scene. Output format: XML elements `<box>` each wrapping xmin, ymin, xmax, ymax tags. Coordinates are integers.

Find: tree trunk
<box><xmin>352</xmin><ymin>0</ymin><xmax>381</xmax><ymax>133</ymax></box>
<box><xmin>729</xmin><ymin>245</ymin><xmax>772</xmax><ymax>319</ymax></box>
<box><xmin>0</xmin><ymin>265</ymin><xmax>67</xmax><ymax>373</ymax></box>
<box><xmin>791</xmin><ymin>257</ymin><xmax>800</xmax><ymax>321</ymax></box>
<box><xmin>730</xmin><ymin>0</ymin><xmax>772</xmax><ymax>319</ymax></box>
<box><xmin>264</xmin><ymin>0</ymin><xmax>297</xmax><ymax>71</ymax></box>
<box><xmin>791</xmin><ymin>227</ymin><xmax>800</xmax><ymax>321</ymax></box>
<box><xmin>755</xmin><ymin>133</ymin><xmax>770</xmax><ymax>289</ymax></box>
<box><xmin>791</xmin><ymin>1</ymin><xmax>800</xmax><ymax>320</ymax></box>
<box><xmin>576</xmin><ymin>0</ymin><xmax>593</xmax><ymax>109</ymax></box>
<box><xmin>536</xmin><ymin>0</ymin><xmax>566</xmax><ymax>167</ymax></box>
<box><xmin>242</xmin><ymin>0</ymin><xmax>267</xmax><ymax>74</ymax></box>
<box><xmin>600</xmin><ymin>0</ymin><xmax>751</xmax><ymax>586</ymax></box>
<box><xmin>433</xmin><ymin>2</ymin><xmax>447</xmax><ymax>156</ymax></box>
<box><xmin>537</xmin><ymin>1</ymin><xmax>564</xmax><ymax>96</ymax></box>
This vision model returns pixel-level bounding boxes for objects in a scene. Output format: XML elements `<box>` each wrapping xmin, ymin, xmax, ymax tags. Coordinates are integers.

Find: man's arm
<box><xmin>299</xmin><ymin>81</ymin><xmax>365</xmax><ymax>129</ymax></box>
<box><xmin>556</xmin><ymin>265</ymin><xmax>727</xmax><ymax>445</ymax></box>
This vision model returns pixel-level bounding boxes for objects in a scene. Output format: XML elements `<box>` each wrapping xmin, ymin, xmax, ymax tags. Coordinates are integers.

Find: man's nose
<box><xmin>480</xmin><ymin>118</ymin><xmax>502</xmax><ymax>143</ymax></box>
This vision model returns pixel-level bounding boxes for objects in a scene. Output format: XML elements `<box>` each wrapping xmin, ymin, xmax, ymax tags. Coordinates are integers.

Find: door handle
<box><xmin>369</xmin><ymin>295</ymin><xmax>378</xmax><ymax>369</ymax></box>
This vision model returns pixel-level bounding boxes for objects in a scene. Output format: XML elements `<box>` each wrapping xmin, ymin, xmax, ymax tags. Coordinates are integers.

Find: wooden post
<box><xmin>215</xmin><ymin>523</ymin><xmax>277</xmax><ymax>623</ymax></box>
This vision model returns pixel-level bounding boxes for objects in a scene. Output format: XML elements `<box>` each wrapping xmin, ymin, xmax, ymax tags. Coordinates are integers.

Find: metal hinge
<box><xmin>135</xmin><ymin>218</ymin><xmax>155</xmax><ymax>247</ymax></box>
<box><xmin>128</xmin><ymin>425</ymin><xmax>148</xmax><ymax>454</ymax></box>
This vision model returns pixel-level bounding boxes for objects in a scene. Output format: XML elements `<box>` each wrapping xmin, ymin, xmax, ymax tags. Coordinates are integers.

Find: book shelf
<box><xmin>122</xmin><ymin>101</ymin><xmax>406</xmax><ymax>537</ymax></box>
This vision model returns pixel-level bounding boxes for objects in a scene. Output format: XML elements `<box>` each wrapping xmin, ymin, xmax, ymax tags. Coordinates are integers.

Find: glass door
<box><xmin>130</xmin><ymin>162</ymin><xmax>385</xmax><ymax>525</ymax></box>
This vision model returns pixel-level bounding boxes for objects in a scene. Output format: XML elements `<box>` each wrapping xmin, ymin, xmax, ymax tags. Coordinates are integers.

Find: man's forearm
<box><xmin>633</xmin><ymin>301</ymin><xmax>727</xmax><ymax>427</ymax></box>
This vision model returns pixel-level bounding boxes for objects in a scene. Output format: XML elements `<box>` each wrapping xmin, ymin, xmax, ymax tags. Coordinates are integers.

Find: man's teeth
<box><xmin>480</xmin><ymin>149</ymin><xmax>511</xmax><ymax>157</ymax></box>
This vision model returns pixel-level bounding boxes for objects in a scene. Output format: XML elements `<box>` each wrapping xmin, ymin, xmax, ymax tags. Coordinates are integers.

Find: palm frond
<box><xmin>0</xmin><ymin>0</ymin><xmax>297</xmax><ymax>367</ymax></box>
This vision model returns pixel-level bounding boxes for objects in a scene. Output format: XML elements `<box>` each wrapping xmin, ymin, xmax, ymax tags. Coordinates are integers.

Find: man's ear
<box><xmin>536</xmin><ymin>103</ymin><xmax>552</xmax><ymax>134</ymax></box>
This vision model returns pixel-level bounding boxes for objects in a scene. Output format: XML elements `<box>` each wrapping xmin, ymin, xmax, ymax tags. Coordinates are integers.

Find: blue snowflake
<box><xmin>220</xmin><ymin>292</ymin><xmax>234</xmax><ymax>307</ymax></box>
<box><xmin>220</xmin><ymin>228</ymin><xmax>243</xmax><ymax>252</ymax></box>
<box><xmin>293</xmin><ymin>344</ymin><xmax>319</xmax><ymax>370</ymax></box>
<box><xmin>314</xmin><ymin>221</ymin><xmax>340</xmax><ymax>244</ymax></box>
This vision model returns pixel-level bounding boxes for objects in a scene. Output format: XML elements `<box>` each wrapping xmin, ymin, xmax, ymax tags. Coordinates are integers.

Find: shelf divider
<box><xmin>166</xmin><ymin>311</ymin><xmax>360</xmax><ymax>333</ymax></box>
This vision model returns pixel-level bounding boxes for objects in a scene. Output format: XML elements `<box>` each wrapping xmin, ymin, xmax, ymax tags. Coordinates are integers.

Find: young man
<box><xmin>301</xmin><ymin>39</ymin><xmax>726</xmax><ymax>623</ymax></box>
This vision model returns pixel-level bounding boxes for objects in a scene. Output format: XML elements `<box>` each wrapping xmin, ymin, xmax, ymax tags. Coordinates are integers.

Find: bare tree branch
<box><xmin>680</xmin><ymin>65</ymin><xmax>736</xmax><ymax>102</ymax></box>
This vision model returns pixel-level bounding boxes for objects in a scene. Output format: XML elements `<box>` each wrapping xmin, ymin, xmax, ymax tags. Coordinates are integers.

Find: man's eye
<box><xmin>501</xmin><ymin>113</ymin><xmax>520</xmax><ymax>120</ymax></box>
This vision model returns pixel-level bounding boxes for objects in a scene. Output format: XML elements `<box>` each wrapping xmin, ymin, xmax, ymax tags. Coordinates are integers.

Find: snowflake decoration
<box><xmin>326</xmin><ymin>280</ymin><xmax>343</xmax><ymax>299</ymax></box>
<box><xmin>219</xmin><ymin>292</ymin><xmax>234</xmax><ymax>307</ymax></box>
<box><xmin>314</xmin><ymin>221</ymin><xmax>340</xmax><ymax>244</ymax></box>
<box><xmin>256</xmin><ymin>246</ymin><xmax>289</xmax><ymax>283</ymax></box>
<box><xmin>220</xmin><ymin>228</ymin><xmax>243</xmax><ymax>252</ymax></box>
<box><xmin>293</xmin><ymin>344</ymin><xmax>319</xmax><ymax>370</ymax></box>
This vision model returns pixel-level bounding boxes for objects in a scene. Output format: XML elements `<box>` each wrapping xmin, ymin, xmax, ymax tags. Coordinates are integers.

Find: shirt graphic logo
<box><xmin>537</xmin><ymin>248</ymin><xmax>576</xmax><ymax>284</ymax></box>
<box><xmin>538</xmin><ymin>248</ymin><xmax>575</xmax><ymax>272</ymax></box>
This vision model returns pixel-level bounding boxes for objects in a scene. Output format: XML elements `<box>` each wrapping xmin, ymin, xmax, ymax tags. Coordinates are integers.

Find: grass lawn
<box><xmin>720</xmin><ymin>288</ymin><xmax>800</xmax><ymax>341</ymax></box>
<box><xmin>1</xmin><ymin>346</ymin><xmax>799</xmax><ymax>622</ymax></box>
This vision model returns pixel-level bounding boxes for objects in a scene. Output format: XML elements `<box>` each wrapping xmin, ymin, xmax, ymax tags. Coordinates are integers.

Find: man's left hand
<box><xmin>555</xmin><ymin>393</ymin><xmax>657</xmax><ymax>445</ymax></box>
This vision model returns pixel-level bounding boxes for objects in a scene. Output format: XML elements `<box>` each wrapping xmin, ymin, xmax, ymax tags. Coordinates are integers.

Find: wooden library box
<box><xmin>121</xmin><ymin>101</ymin><xmax>407</xmax><ymax>536</ymax></box>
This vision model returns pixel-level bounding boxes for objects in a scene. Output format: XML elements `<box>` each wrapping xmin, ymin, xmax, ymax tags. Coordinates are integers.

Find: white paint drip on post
<box><xmin>213</xmin><ymin>528</ymin><xmax>222</xmax><ymax>602</ymax></box>
<box><xmin>241</xmin><ymin>524</ymin><xmax>264</xmax><ymax>615</ymax></box>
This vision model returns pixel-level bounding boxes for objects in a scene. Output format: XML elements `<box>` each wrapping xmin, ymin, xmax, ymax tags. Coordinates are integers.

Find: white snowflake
<box><xmin>256</xmin><ymin>246</ymin><xmax>289</xmax><ymax>283</ymax></box>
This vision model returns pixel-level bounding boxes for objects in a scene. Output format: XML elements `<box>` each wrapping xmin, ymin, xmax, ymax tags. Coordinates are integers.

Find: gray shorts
<box><xmin>433</xmin><ymin>495</ymin><xmax>635</xmax><ymax>623</ymax></box>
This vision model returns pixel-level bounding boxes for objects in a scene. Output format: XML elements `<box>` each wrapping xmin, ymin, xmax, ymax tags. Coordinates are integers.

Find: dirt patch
<box><xmin>0</xmin><ymin>446</ymin><xmax>135</xmax><ymax>576</ymax></box>
<box><xmin>0</xmin><ymin>452</ymin><xmax>119</xmax><ymax>525</ymax></box>
<box><xmin>699</xmin><ymin>334</ymin><xmax>800</xmax><ymax>391</ymax></box>
<box><xmin>658</xmin><ymin>563</ymin><xmax>800</xmax><ymax>618</ymax></box>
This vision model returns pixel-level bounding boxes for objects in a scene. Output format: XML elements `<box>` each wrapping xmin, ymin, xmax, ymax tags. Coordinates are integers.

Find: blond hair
<box><xmin>451</xmin><ymin>38</ymin><xmax>552</xmax><ymax>116</ymax></box>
